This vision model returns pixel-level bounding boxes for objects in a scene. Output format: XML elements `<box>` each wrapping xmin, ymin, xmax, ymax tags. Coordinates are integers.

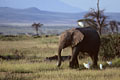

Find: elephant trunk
<box><xmin>57</xmin><ymin>47</ymin><xmax>62</xmax><ymax>67</ymax></box>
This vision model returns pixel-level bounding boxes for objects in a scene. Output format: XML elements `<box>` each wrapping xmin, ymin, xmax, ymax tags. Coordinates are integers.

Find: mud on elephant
<box><xmin>57</xmin><ymin>27</ymin><xmax>101</xmax><ymax>68</ymax></box>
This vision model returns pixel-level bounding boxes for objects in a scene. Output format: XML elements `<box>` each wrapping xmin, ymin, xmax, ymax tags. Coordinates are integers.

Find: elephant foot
<box><xmin>69</xmin><ymin>61</ymin><xmax>79</xmax><ymax>69</ymax></box>
<box><xmin>57</xmin><ymin>61</ymin><xmax>61</xmax><ymax>67</ymax></box>
<box><xmin>91</xmin><ymin>64</ymin><xmax>99</xmax><ymax>69</ymax></box>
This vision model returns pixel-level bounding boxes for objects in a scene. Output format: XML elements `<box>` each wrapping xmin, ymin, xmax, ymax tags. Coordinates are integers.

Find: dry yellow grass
<box><xmin>0</xmin><ymin>36</ymin><xmax>120</xmax><ymax>80</ymax></box>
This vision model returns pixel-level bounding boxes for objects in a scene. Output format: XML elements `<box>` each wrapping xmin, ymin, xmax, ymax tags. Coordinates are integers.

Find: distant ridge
<box><xmin>23</xmin><ymin>7</ymin><xmax>41</xmax><ymax>13</ymax></box>
<box><xmin>0</xmin><ymin>7</ymin><xmax>120</xmax><ymax>24</ymax></box>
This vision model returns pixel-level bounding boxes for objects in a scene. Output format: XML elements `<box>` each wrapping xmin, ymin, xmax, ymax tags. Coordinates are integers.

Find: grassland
<box><xmin>0</xmin><ymin>35</ymin><xmax>120</xmax><ymax>80</ymax></box>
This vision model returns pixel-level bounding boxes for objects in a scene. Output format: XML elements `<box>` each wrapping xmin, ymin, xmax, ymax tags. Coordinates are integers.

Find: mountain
<box><xmin>0</xmin><ymin>7</ymin><xmax>120</xmax><ymax>24</ymax></box>
<box><xmin>0</xmin><ymin>7</ymin><xmax>85</xmax><ymax>24</ymax></box>
<box><xmin>0</xmin><ymin>0</ymin><xmax>84</xmax><ymax>13</ymax></box>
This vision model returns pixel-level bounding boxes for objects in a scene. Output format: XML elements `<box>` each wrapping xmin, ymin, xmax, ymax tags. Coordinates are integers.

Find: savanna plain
<box><xmin>0</xmin><ymin>35</ymin><xmax>120</xmax><ymax>80</ymax></box>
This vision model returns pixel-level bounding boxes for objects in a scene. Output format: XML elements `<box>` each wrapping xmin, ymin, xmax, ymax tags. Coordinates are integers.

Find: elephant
<box><xmin>57</xmin><ymin>27</ymin><xmax>101</xmax><ymax>68</ymax></box>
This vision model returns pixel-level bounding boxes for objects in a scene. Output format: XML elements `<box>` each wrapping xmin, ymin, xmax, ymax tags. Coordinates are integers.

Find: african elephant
<box><xmin>57</xmin><ymin>27</ymin><xmax>100</xmax><ymax>68</ymax></box>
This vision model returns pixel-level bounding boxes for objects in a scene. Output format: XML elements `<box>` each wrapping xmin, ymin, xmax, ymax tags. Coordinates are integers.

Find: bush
<box><xmin>99</xmin><ymin>34</ymin><xmax>120</xmax><ymax>60</ymax></box>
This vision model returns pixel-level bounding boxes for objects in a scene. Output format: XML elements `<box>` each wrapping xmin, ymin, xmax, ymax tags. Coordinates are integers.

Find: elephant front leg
<box><xmin>74</xmin><ymin>58</ymin><xmax>79</xmax><ymax>68</ymax></box>
<box><xmin>69</xmin><ymin>47</ymin><xmax>79</xmax><ymax>68</ymax></box>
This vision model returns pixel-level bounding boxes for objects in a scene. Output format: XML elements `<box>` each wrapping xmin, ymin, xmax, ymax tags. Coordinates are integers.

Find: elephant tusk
<box><xmin>57</xmin><ymin>61</ymin><xmax>61</xmax><ymax>67</ymax></box>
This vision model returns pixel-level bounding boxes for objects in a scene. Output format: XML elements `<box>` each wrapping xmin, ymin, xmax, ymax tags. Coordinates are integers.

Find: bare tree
<box><xmin>84</xmin><ymin>0</ymin><xmax>107</xmax><ymax>35</ymax></box>
<box><xmin>109</xmin><ymin>20</ymin><xmax>119</xmax><ymax>34</ymax></box>
<box><xmin>32</xmin><ymin>22</ymin><xmax>43</xmax><ymax>36</ymax></box>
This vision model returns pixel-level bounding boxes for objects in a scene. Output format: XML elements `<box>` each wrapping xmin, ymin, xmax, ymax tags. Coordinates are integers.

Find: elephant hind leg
<box><xmin>93</xmin><ymin>55</ymin><xmax>98</xmax><ymax>67</ymax></box>
<box><xmin>89</xmin><ymin>52</ymin><xmax>98</xmax><ymax>68</ymax></box>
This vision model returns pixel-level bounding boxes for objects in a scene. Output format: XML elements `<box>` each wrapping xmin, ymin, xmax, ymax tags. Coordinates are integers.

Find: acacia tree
<box><xmin>84</xmin><ymin>0</ymin><xmax>107</xmax><ymax>35</ymax></box>
<box><xmin>32</xmin><ymin>22</ymin><xmax>43</xmax><ymax>36</ymax></box>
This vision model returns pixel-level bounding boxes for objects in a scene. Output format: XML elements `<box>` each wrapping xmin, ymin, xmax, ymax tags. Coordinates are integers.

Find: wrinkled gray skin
<box><xmin>57</xmin><ymin>27</ymin><xmax>101</xmax><ymax>68</ymax></box>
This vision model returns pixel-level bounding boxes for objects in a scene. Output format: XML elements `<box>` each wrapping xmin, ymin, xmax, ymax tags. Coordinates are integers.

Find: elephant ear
<box><xmin>72</xmin><ymin>29</ymin><xmax>84</xmax><ymax>47</ymax></box>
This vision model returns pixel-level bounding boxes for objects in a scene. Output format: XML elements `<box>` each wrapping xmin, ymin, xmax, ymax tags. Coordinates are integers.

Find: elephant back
<box><xmin>76</xmin><ymin>27</ymin><xmax>100</xmax><ymax>51</ymax></box>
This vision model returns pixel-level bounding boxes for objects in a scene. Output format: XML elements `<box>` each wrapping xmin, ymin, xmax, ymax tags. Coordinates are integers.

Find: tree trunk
<box><xmin>36</xmin><ymin>27</ymin><xmax>39</xmax><ymax>36</ymax></box>
<box><xmin>97</xmin><ymin>0</ymin><xmax>101</xmax><ymax>35</ymax></box>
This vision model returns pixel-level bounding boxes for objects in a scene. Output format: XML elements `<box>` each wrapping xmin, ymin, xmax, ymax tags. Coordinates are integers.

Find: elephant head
<box><xmin>57</xmin><ymin>28</ymin><xmax>84</xmax><ymax>67</ymax></box>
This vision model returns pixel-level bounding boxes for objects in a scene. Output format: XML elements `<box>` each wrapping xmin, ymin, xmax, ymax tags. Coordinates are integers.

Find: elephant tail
<box><xmin>57</xmin><ymin>48</ymin><xmax>62</xmax><ymax>67</ymax></box>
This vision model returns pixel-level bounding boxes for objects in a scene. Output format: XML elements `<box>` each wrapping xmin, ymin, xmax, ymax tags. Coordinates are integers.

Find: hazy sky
<box><xmin>0</xmin><ymin>0</ymin><xmax>120</xmax><ymax>12</ymax></box>
<box><xmin>61</xmin><ymin>0</ymin><xmax>120</xmax><ymax>12</ymax></box>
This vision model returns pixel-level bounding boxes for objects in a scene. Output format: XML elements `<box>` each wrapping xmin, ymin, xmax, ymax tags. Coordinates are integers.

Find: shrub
<box><xmin>99</xmin><ymin>34</ymin><xmax>120</xmax><ymax>60</ymax></box>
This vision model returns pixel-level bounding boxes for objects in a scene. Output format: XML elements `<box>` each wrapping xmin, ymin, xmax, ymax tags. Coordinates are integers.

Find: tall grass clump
<box><xmin>0</xmin><ymin>72</ymin><xmax>32</xmax><ymax>80</ymax></box>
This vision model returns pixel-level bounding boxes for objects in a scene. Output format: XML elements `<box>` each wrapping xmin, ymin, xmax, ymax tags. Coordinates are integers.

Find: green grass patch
<box><xmin>0</xmin><ymin>35</ymin><xmax>34</xmax><ymax>41</ymax></box>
